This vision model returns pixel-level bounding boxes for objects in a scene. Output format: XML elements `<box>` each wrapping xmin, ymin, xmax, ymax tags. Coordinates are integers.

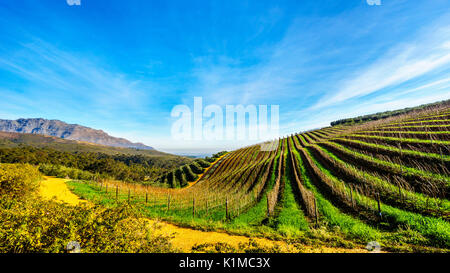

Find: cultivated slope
<box><xmin>72</xmin><ymin>103</ymin><xmax>450</xmax><ymax>252</ymax></box>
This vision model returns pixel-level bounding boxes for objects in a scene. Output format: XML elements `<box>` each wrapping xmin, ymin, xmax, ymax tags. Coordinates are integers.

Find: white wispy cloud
<box><xmin>395</xmin><ymin>77</ymin><xmax>450</xmax><ymax>96</ymax></box>
<box><xmin>185</xmin><ymin>18</ymin><xmax>317</xmax><ymax>106</ymax></box>
<box><xmin>0</xmin><ymin>38</ymin><xmax>163</xmax><ymax>125</ymax></box>
<box><xmin>311</xmin><ymin>21</ymin><xmax>450</xmax><ymax>109</ymax></box>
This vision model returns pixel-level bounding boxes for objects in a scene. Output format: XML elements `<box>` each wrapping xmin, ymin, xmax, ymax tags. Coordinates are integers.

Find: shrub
<box><xmin>174</xmin><ymin>168</ymin><xmax>187</xmax><ymax>187</ymax></box>
<box><xmin>0</xmin><ymin>199</ymin><xmax>175</xmax><ymax>253</ymax></box>
<box><xmin>0</xmin><ymin>163</ymin><xmax>41</xmax><ymax>198</ymax></box>
<box><xmin>204</xmin><ymin>157</ymin><xmax>216</xmax><ymax>163</ymax></box>
<box><xmin>167</xmin><ymin>172</ymin><xmax>176</xmax><ymax>188</ymax></box>
<box><xmin>182</xmin><ymin>165</ymin><xmax>198</xmax><ymax>182</ymax></box>
<box><xmin>39</xmin><ymin>164</ymin><xmax>95</xmax><ymax>181</ymax></box>
<box><xmin>0</xmin><ymin>165</ymin><xmax>175</xmax><ymax>253</ymax></box>
<box><xmin>212</xmin><ymin>151</ymin><xmax>227</xmax><ymax>158</ymax></box>
<box><xmin>196</xmin><ymin>159</ymin><xmax>211</xmax><ymax>168</ymax></box>
<box><xmin>189</xmin><ymin>162</ymin><xmax>204</xmax><ymax>174</ymax></box>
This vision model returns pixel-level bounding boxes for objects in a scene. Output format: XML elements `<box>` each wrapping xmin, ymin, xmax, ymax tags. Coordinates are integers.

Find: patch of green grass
<box><xmin>68</xmin><ymin>178</ymin><xmax>280</xmax><ymax>238</ymax></box>
<box><xmin>274</xmin><ymin>142</ymin><xmax>309</xmax><ymax>237</ymax></box>
<box><xmin>229</xmin><ymin>143</ymin><xmax>282</xmax><ymax>228</ymax></box>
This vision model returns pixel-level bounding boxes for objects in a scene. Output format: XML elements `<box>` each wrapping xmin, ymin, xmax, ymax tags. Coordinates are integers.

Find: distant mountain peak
<box><xmin>0</xmin><ymin>118</ymin><xmax>154</xmax><ymax>150</ymax></box>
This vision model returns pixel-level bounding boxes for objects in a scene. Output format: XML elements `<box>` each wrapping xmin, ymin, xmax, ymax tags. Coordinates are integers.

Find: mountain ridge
<box><xmin>0</xmin><ymin>118</ymin><xmax>154</xmax><ymax>150</ymax></box>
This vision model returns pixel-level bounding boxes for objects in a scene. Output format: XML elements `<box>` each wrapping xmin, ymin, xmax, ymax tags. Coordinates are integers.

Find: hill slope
<box><xmin>0</xmin><ymin>131</ymin><xmax>193</xmax><ymax>182</ymax></box>
<box><xmin>0</xmin><ymin>131</ymin><xmax>167</xmax><ymax>157</ymax></box>
<box><xmin>0</xmin><ymin>118</ymin><xmax>153</xmax><ymax>150</ymax></box>
<box><xmin>330</xmin><ymin>99</ymin><xmax>450</xmax><ymax>126</ymax></box>
<box><xmin>71</xmin><ymin>101</ymin><xmax>450</xmax><ymax>252</ymax></box>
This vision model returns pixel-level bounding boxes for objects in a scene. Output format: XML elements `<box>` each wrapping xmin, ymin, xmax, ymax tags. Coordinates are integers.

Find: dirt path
<box><xmin>39</xmin><ymin>176</ymin><xmax>369</xmax><ymax>253</ymax></box>
<box><xmin>40</xmin><ymin>176</ymin><xmax>88</xmax><ymax>205</ymax></box>
<box><xmin>152</xmin><ymin>222</ymin><xmax>369</xmax><ymax>252</ymax></box>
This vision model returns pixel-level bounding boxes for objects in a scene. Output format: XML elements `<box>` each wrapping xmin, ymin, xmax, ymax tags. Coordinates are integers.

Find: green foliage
<box><xmin>0</xmin><ymin>145</ymin><xmax>191</xmax><ymax>183</ymax></box>
<box><xmin>212</xmin><ymin>151</ymin><xmax>228</xmax><ymax>158</ymax></box>
<box><xmin>292</xmin><ymin>149</ymin><xmax>381</xmax><ymax>242</ymax></box>
<box><xmin>39</xmin><ymin>164</ymin><xmax>95</xmax><ymax>181</ymax></box>
<box><xmin>175</xmin><ymin>167</ymin><xmax>188</xmax><ymax>187</ymax></box>
<box><xmin>196</xmin><ymin>159</ymin><xmax>211</xmax><ymax>168</ymax></box>
<box><xmin>331</xmin><ymin>99</ymin><xmax>450</xmax><ymax>126</ymax></box>
<box><xmin>273</xmin><ymin>139</ymin><xmax>309</xmax><ymax>236</ymax></box>
<box><xmin>153</xmin><ymin>158</ymin><xmax>215</xmax><ymax>188</ymax></box>
<box><xmin>202</xmin><ymin>151</ymin><xmax>227</xmax><ymax>163</ymax></box>
<box><xmin>167</xmin><ymin>172</ymin><xmax>175</xmax><ymax>188</ymax></box>
<box><xmin>204</xmin><ymin>157</ymin><xmax>216</xmax><ymax>163</ymax></box>
<box><xmin>189</xmin><ymin>162</ymin><xmax>204</xmax><ymax>174</ymax></box>
<box><xmin>305</xmin><ymin>147</ymin><xmax>450</xmax><ymax>248</ymax></box>
<box><xmin>182</xmin><ymin>165</ymin><xmax>198</xmax><ymax>182</ymax></box>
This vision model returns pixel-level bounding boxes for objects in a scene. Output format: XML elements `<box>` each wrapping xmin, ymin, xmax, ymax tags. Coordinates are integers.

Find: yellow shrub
<box><xmin>0</xmin><ymin>164</ymin><xmax>42</xmax><ymax>198</ymax></box>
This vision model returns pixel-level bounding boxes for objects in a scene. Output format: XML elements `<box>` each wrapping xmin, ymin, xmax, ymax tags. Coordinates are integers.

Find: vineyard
<box><xmin>69</xmin><ymin>105</ymin><xmax>450</xmax><ymax>251</ymax></box>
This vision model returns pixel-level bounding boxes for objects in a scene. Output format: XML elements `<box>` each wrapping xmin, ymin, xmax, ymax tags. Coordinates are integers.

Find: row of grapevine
<box><xmin>282</xmin><ymin>105</ymin><xmax>450</xmax><ymax>247</ymax></box>
<box><xmin>68</xmin><ymin>104</ymin><xmax>450</xmax><ymax>249</ymax></box>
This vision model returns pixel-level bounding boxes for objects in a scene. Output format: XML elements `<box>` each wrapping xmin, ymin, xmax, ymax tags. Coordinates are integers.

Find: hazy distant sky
<box><xmin>0</xmin><ymin>0</ymin><xmax>449</xmax><ymax>154</ymax></box>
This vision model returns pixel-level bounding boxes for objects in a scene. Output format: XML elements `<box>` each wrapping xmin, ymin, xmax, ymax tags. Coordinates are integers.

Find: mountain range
<box><xmin>0</xmin><ymin>118</ymin><xmax>154</xmax><ymax>150</ymax></box>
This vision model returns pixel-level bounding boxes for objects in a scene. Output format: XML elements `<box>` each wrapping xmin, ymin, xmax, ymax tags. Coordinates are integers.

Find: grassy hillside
<box><xmin>0</xmin><ymin>131</ymin><xmax>168</xmax><ymax>156</ymax></box>
<box><xmin>0</xmin><ymin>131</ymin><xmax>192</xmax><ymax>183</ymax></box>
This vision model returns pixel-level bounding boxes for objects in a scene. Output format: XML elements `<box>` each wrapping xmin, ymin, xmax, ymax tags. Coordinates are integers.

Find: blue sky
<box><xmin>0</xmin><ymin>0</ymin><xmax>450</xmax><ymax>154</ymax></box>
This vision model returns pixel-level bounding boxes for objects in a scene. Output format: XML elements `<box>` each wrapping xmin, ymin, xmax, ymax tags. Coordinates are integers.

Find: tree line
<box><xmin>0</xmin><ymin>145</ymin><xmax>192</xmax><ymax>183</ymax></box>
<box><xmin>331</xmin><ymin>99</ymin><xmax>450</xmax><ymax>126</ymax></box>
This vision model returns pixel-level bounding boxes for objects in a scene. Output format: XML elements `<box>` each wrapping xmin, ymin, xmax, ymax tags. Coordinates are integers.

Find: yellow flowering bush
<box><xmin>0</xmin><ymin>200</ymin><xmax>174</xmax><ymax>253</ymax></box>
<box><xmin>0</xmin><ymin>163</ymin><xmax>174</xmax><ymax>253</ymax></box>
<box><xmin>0</xmin><ymin>163</ymin><xmax>41</xmax><ymax>199</ymax></box>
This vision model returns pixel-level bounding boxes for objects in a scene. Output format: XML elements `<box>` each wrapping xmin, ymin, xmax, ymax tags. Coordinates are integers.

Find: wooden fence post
<box><xmin>115</xmin><ymin>185</ymin><xmax>118</xmax><ymax>200</ymax></box>
<box><xmin>377</xmin><ymin>193</ymin><xmax>382</xmax><ymax>220</ymax></box>
<box><xmin>167</xmin><ymin>194</ymin><xmax>171</xmax><ymax>212</ymax></box>
<box><xmin>225</xmin><ymin>197</ymin><xmax>229</xmax><ymax>220</ymax></box>
<box><xmin>314</xmin><ymin>198</ymin><xmax>319</xmax><ymax>227</ymax></box>
<box><xmin>350</xmin><ymin>185</ymin><xmax>354</xmax><ymax>208</ymax></box>
<box><xmin>193</xmin><ymin>197</ymin><xmax>196</xmax><ymax>218</ymax></box>
<box><xmin>145</xmin><ymin>192</ymin><xmax>148</xmax><ymax>204</ymax></box>
<box><xmin>128</xmin><ymin>189</ymin><xmax>130</xmax><ymax>203</ymax></box>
